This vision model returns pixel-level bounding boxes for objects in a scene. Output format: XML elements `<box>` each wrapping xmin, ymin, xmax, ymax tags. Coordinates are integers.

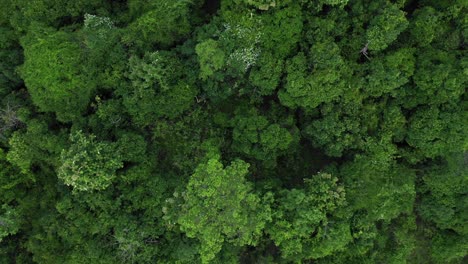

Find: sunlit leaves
<box><xmin>196</xmin><ymin>39</ymin><xmax>225</xmax><ymax>80</ymax></box>
<box><xmin>174</xmin><ymin>157</ymin><xmax>270</xmax><ymax>263</ymax></box>
<box><xmin>20</xmin><ymin>28</ymin><xmax>94</xmax><ymax>122</ymax></box>
<box><xmin>58</xmin><ymin>131</ymin><xmax>123</xmax><ymax>192</ymax></box>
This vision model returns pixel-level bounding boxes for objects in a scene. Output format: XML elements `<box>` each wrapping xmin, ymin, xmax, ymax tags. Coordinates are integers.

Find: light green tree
<box><xmin>174</xmin><ymin>156</ymin><xmax>270</xmax><ymax>263</ymax></box>
<box><xmin>58</xmin><ymin>131</ymin><xmax>123</xmax><ymax>192</ymax></box>
<box><xmin>196</xmin><ymin>39</ymin><xmax>225</xmax><ymax>80</ymax></box>
<box><xmin>20</xmin><ymin>27</ymin><xmax>95</xmax><ymax>122</ymax></box>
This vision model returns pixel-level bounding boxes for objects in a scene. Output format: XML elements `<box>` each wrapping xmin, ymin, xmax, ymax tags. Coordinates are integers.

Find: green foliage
<box><xmin>409</xmin><ymin>48</ymin><xmax>465</xmax><ymax>105</ymax></box>
<box><xmin>6</xmin><ymin>0</ymin><xmax>109</xmax><ymax>31</ymax></box>
<box><xmin>248</xmin><ymin>53</ymin><xmax>283</xmax><ymax>96</ymax></box>
<box><xmin>119</xmin><ymin>51</ymin><xmax>196</xmax><ymax>126</ymax></box>
<box><xmin>0</xmin><ymin>1</ymin><xmax>467</xmax><ymax>262</ymax></box>
<box><xmin>152</xmin><ymin>108</ymin><xmax>224</xmax><ymax>174</ymax></box>
<box><xmin>7</xmin><ymin>118</ymin><xmax>66</xmax><ymax>174</ymax></box>
<box><xmin>115</xmin><ymin>132</ymin><xmax>147</xmax><ymax>163</ymax></box>
<box><xmin>20</xmin><ymin>27</ymin><xmax>95</xmax><ymax>122</ymax></box>
<box><xmin>366</xmin><ymin>3</ymin><xmax>409</xmax><ymax>51</ymax></box>
<box><xmin>406</xmin><ymin>104</ymin><xmax>467</xmax><ymax>158</ymax></box>
<box><xmin>123</xmin><ymin>0</ymin><xmax>192</xmax><ymax>49</ymax></box>
<box><xmin>260</xmin><ymin>3</ymin><xmax>302</xmax><ymax>58</ymax></box>
<box><xmin>430</xmin><ymin>231</ymin><xmax>468</xmax><ymax>264</ymax></box>
<box><xmin>0</xmin><ymin>147</ymin><xmax>30</xmax><ymax>206</ymax></box>
<box><xmin>342</xmin><ymin>155</ymin><xmax>416</xmax><ymax>222</ymax></box>
<box><xmin>170</xmin><ymin>156</ymin><xmax>270</xmax><ymax>263</ymax></box>
<box><xmin>243</xmin><ymin>0</ymin><xmax>279</xmax><ymax>10</ymax></box>
<box><xmin>419</xmin><ymin>154</ymin><xmax>468</xmax><ymax>235</ymax></box>
<box><xmin>0</xmin><ymin>205</ymin><xmax>21</xmax><ymax>242</ymax></box>
<box><xmin>230</xmin><ymin>107</ymin><xmax>298</xmax><ymax>166</ymax></box>
<box><xmin>193</xmin><ymin>11</ymin><xmax>265</xmax><ymax>101</ymax></box>
<box><xmin>81</xmin><ymin>14</ymin><xmax>127</xmax><ymax>89</ymax></box>
<box><xmin>321</xmin><ymin>0</ymin><xmax>349</xmax><ymax>5</ymax></box>
<box><xmin>267</xmin><ymin>173</ymin><xmax>350</xmax><ymax>260</ymax></box>
<box><xmin>304</xmin><ymin>100</ymin><xmax>379</xmax><ymax>157</ymax></box>
<box><xmin>196</xmin><ymin>39</ymin><xmax>225</xmax><ymax>80</ymax></box>
<box><xmin>279</xmin><ymin>41</ymin><xmax>349</xmax><ymax>110</ymax></box>
<box><xmin>58</xmin><ymin>131</ymin><xmax>123</xmax><ymax>192</ymax></box>
<box><xmin>410</xmin><ymin>7</ymin><xmax>441</xmax><ymax>46</ymax></box>
<box><xmin>0</xmin><ymin>26</ymin><xmax>22</xmax><ymax>96</ymax></box>
<box><xmin>365</xmin><ymin>48</ymin><xmax>415</xmax><ymax>96</ymax></box>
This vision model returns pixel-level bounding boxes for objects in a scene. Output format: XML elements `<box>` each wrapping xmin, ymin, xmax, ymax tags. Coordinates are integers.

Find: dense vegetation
<box><xmin>0</xmin><ymin>0</ymin><xmax>467</xmax><ymax>263</ymax></box>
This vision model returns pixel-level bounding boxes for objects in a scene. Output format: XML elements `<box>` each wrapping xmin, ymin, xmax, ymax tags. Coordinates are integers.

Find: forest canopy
<box><xmin>0</xmin><ymin>0</ymin><xmax>467</xmax><ymax>263</ymax></box>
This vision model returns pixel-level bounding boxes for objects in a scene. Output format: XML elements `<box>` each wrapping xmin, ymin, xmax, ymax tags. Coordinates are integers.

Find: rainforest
<box><xmin>0</xmin><ymin>0</ymin><xmax>467</xmax><ymax>263</ymax></box>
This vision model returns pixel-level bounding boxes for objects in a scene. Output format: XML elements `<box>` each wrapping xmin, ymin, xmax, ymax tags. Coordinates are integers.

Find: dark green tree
<box><xmin>267</xmin><ymin>173</ymin><xmax>350</xmax><ymax>261</ymax></box>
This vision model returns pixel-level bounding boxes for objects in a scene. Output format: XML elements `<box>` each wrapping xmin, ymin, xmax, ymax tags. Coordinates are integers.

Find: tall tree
<box><xmin>20</xmin><ymin>27</ymin><xmax>95</xmax><ymax>122</ymax></box>
<box><xmin>166</xmin><ymin>155</ymin><xmax>270</xmax><ymax>263</ymax></box>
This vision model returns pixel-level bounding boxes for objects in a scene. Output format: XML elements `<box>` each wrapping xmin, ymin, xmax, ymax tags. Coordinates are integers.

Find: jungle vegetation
<box><xmin>0</xmin><ymin>0</ymin><xmax>467</xmax><ymax>263</ymax></box>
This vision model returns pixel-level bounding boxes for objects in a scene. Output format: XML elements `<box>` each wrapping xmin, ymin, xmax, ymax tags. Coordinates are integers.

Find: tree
<box><xmin>168</xmin><ymin>156</ymin><xmax>270</xmax><ymax>263</ymax></box>
<box><xmin>7</xmin><ymin>118</ymin><xmax>66</xmax><ymax>174</ymax></box>
<box><xmin>278</xmin><ymin>41</ymin><xmax>349</xmax><ymax>110</ymax></box>
<box><xmin>267</xmin><ymin>173</ymin><xmax>350</xmax><ymax>261</ymax></box>
<box><xmin>6</xmin><ymin>0</ymin><xmax>110</xmax><ymax>31</ymax></box>
<box><xmin>303</xmin><ymin>100</ymin><xmax>379</xmax><ymax>157</ymax></box>
<box><xmin>419</xmin><ymin>153</ymin><xmax>468</xmax><ymax>235</ymax></box>
<box><xmin>1</xmin><ymin>0</ymin><xmax>467</xmax><ymax>262</ymax></box>
<box><xmin>0</xmin><ymin>205</ymin><xmax>21</xmax><ymax>242</ymax></box>
<box><xmin>80</xmin><ymin>14</ymin><xmax>127</xmax><ymax>90</ymax></box>
<box><xmin>123</xmin><ymin>0</ymin><xmax>193</xmax><ymax>49</ymax></box>
<box><xmin>410</xmin><ymin>7</ymin><xmax>442</xmax><ymax>47</ymax></box>
<box><xmin>409</xmin><ymin>48</ymin><xmax>465</xmax><ymax>106</ymax></box>
<box><xmin>248</xmin><ymin>52</ymin><xmax>284</xmax><ymax>96</ymax></box>
<box><xmin>365</xmin><ymin>48</ymin><xmax>415</xmax><ymax>97</ymax></box>
<box><xmin>259</xmin><ymin>3</ymin><xmax>303</xmax><ymax>59</ymax></box>
<box><xmin>20</xmin><ymin>27</ymin><xmax>95</xmax><ymax>122</ymax></box>
<box><xmin>58</xmin><ymin>131</ymin><xmax>123</xmax><ymax>192</ymax></box>
<box><xmin>194</xmin><ymin>11</ymin><xmax>263</xmax><ymax>101</ymax></box>
<box><xmin>406</xmin><ymin>104</ymin><xmax>467</xmax><ymax>159</ymax></box>
<box><xmin>0</xmin><ymin>26</ymin><xmax>22</xmax><ymax>97</ymax></box>
<box><xmin>366</xmin><ymin>3</ymin><xmax>408</xmax><ymax>51</ymax></box>
<box><xmin>196</xmin><ymin>39</ymin><xmax>225</xmax><ymax>81</ymax></box>
<box><xmin>340</xmin><ymin>137</ymin><xmax>416</xmax><ymax>222</ymax></box>
<box><xmin>230</xmin><ymin>107</ymin><xmax>299</xmax><ymax>167</ymax></box>
<box><xmin>430</xmin><ymin>231</ymin><xmax>468</xmax><ymax>264</ymax></box>
<box><xmin>119</xmin><ymin>51</ymin><xmax>196</xmax><ymax>127</ymax></box>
